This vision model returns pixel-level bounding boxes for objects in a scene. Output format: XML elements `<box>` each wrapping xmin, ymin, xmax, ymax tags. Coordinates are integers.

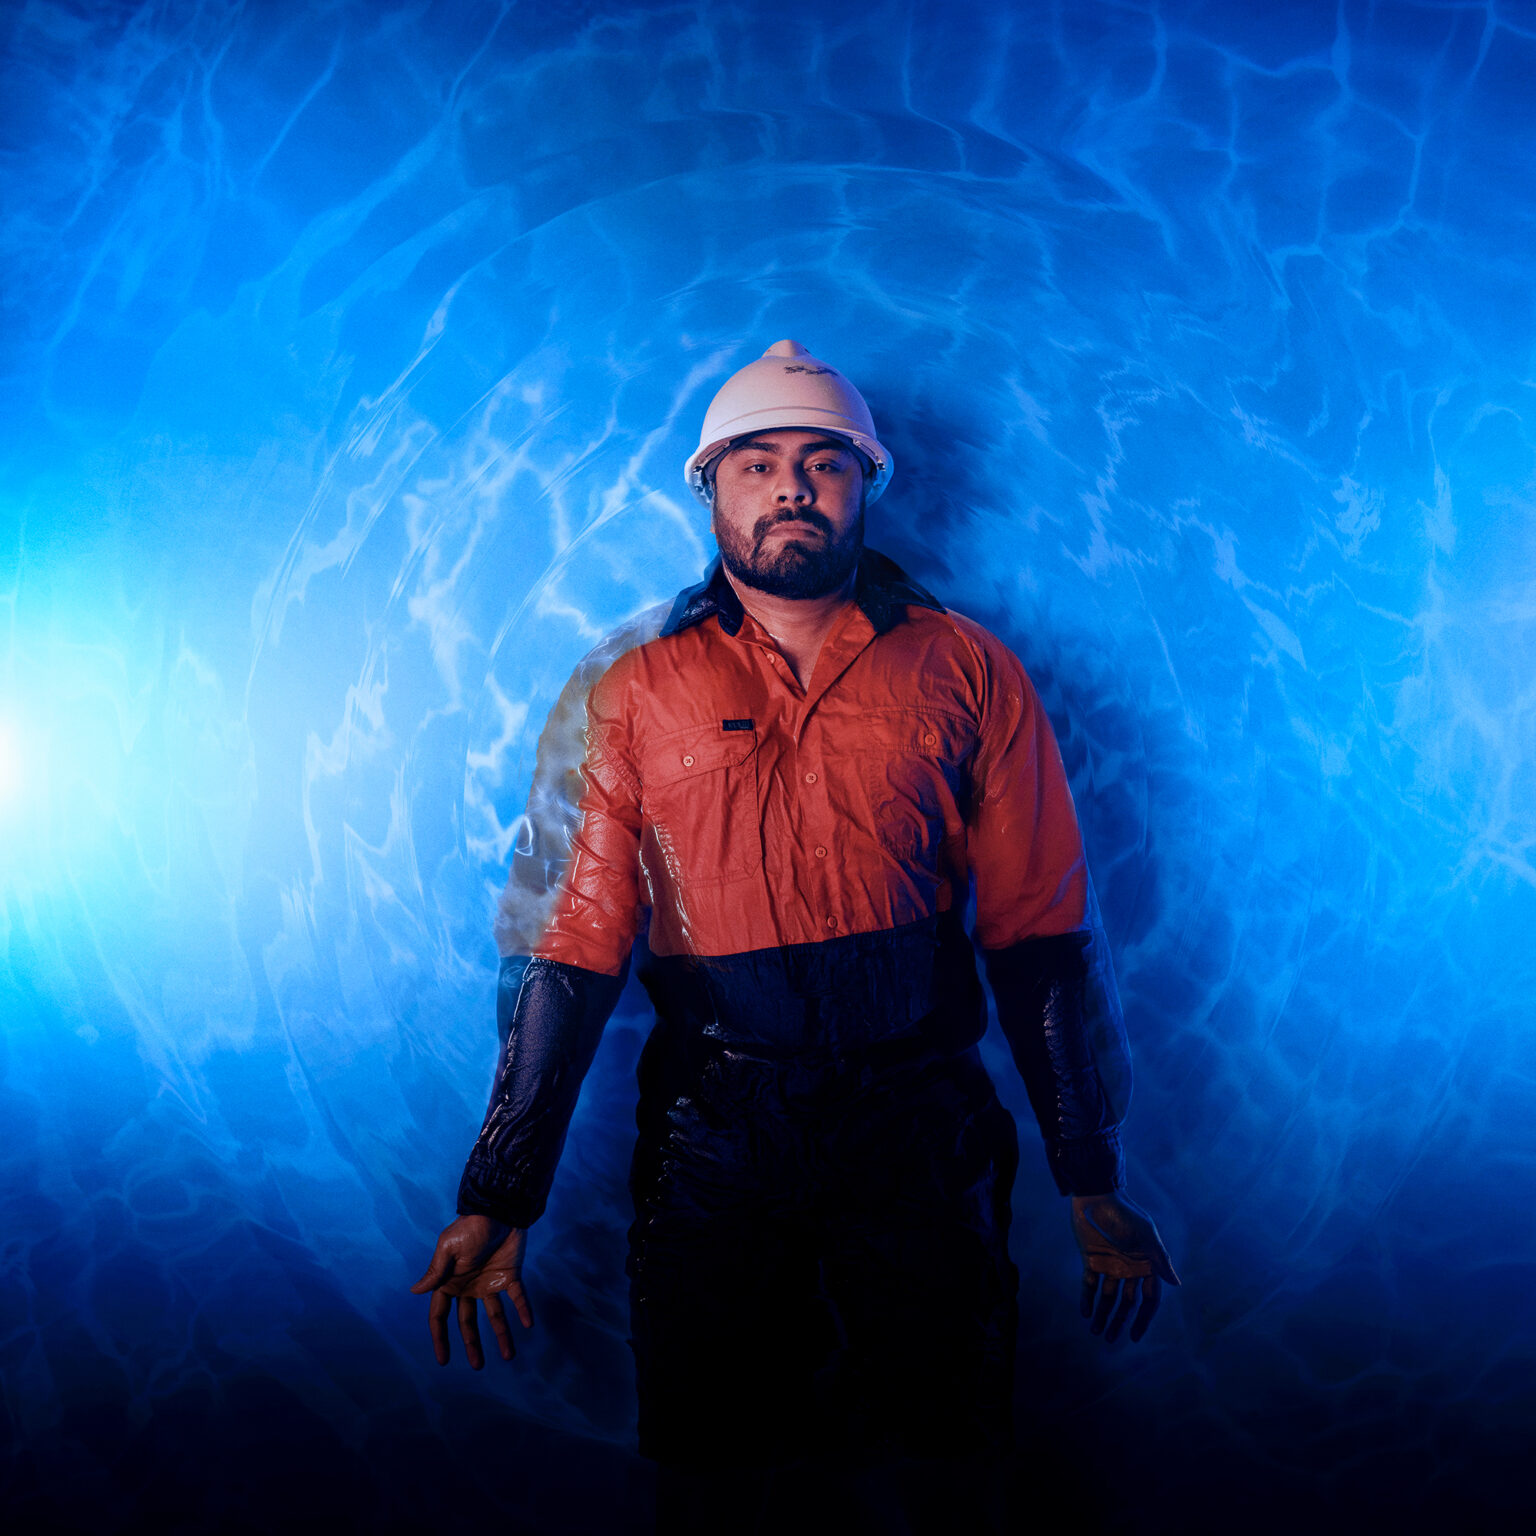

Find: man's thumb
<box><xmin>410</xmin><ymin>1248</ymin><xmax>457</xmax><ymax>1293</ymax></box>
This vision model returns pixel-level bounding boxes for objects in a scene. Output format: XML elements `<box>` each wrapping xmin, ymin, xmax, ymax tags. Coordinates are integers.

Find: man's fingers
<box><xmin>508</xmin><ymin>1281</ymin><xmax>535</xmax><ymax>1331</ymax></box>
<box><xmin>1080</xmin><ymin>1269</ymin><xmax>1100</xmax><ymax>1321</ymax></box>
<box><xmin>458</xmin><ymin>1294</ymin><xmax>485</xmax><ymax>1371</ymax></box>
<box><xmin>1152</xmin><ymin>1247</ymin><xmax>1181</xmax><ymax>1286</ymax></box>
<box><xmin>428</xmin><ymin>1288</ymin><xmax>452</xmax><ymax>1365</ymax></box>
<box><xmin>484</xmin><ymin>1293</ymin><xmax>516</xmax><ymax>1362</ymax></box>
<box><xmin>1090</xmin><ymin>1275</ymin><xmax>1121</xmax><ymax>1336</ymax></box>
<box><xmin>1129</xmin><ymin>1274</ymin><xmax>1163</xmax><ymax>1342</ymax></box>
<box><xmin>1104</xmin><ymin>1278</ymin><xmax>1140</xmax><ymax>1343</ymax></box>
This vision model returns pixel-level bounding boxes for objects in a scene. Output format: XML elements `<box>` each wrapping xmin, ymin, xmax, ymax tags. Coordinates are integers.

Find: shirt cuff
<box><xmin>456</xmin><ymin>1156</ymin><xmax>542</xmax><ymax>1230</ymax></box>
<box><xmin>1046</xmin><ymin>1127</ymin><xmax>1126</xmax><ymax>1196</ymax></box>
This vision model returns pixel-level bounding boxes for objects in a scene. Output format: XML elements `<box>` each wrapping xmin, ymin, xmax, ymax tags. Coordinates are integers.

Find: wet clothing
<box><xmin>628</xmin><ymin>1031</ymin><xmax>1019</xmax><ymax>1466</ymax></box>
<box><xmin>456</xmin><ymin>550</ymin><xmax>1132</xmax><ymax>1463</ymax></box>
<box><xmin>462</xmin><ymin>551</ymin><xmax>1130</xmax><ymax>1225</ymax></box>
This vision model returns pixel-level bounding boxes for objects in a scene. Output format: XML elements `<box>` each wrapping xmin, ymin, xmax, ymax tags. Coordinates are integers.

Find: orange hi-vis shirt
<box><xmin>541</xmin><ymin>556</ymin><xmax>1087</xmax><ymax>973</ymax></box>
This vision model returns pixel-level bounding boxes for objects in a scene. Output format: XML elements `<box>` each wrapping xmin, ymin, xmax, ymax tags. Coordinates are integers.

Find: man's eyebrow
<box><xmin>724</xmin><ymin>437</ymin><xmax>855</xmax><ymax>457</ymax></box>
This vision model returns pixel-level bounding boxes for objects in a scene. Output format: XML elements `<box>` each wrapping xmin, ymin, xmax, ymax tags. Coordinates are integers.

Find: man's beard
<box><xmin>713</xmin><ymin>504</ymin><xmax>864</xmax><ymax>600</ymax></box>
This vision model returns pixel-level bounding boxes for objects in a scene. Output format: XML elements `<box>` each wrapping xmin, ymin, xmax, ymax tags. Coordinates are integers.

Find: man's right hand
<box><xmin>1070</xmin><ymin>1192</ymin><xmax>1179</xmax><ymax>1343</ymax></box>
<box><xmin>411</xmin><ymin>1214</ymin><xmax>533</xmax><ymax>1369</ymax></box>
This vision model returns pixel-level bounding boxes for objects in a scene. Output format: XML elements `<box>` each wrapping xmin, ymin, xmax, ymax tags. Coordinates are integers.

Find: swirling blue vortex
<box><xmin>2</xmin><ymin>1</ymin><xmax>1534</xmax><ymax>1530</ymax></box>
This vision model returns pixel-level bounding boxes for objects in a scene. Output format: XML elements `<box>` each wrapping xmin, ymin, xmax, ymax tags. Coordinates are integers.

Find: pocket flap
<box><xmin>642</xmin><ymin>721</ymin><xmax>757</xmax><ymax>789</ymax></box>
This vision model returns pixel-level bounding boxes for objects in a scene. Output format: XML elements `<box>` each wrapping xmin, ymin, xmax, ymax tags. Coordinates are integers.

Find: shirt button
<box><xmin>682</xmin><ymin>754</ymin><xmax>694</xmax><ymax>767</ymax></box>
<box><xmin>814</xmin><ymin>845</ymin><xmax>827</xmax><ymax>858</ymax></box>
<box><xmin>804</xmin><ymin>771</ymin><xmax>818</xmax><ymax>784</ymax></box>
<box><xmin>826</xmin><ymin>915</ymin><xmax>839</xmax><ymax>930</ymax></box>
<box><xmin>923</xmin><ymin>731</ymin><xmax>937</xmax><ymax>747</ymax></box>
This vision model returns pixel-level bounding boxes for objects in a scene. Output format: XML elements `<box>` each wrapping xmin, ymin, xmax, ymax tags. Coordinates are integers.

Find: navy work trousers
<box><xmin>627</xmin><ymin>1026</ymin><xmax>1020</xmax><ymax>1469</ymax></box>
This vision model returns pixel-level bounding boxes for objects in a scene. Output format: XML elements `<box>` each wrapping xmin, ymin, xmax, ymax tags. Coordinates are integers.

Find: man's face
<box><xmin>710</xmin><ymin>430</ymin><xmax>866</xmax><ymax>600</ymax></box>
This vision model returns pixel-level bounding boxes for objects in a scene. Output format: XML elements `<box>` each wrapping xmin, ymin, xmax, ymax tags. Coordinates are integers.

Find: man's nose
<box><xmin>773</xmin><ymin>466</ymin><xmax>813</xmax><ymax>503</ymax></box>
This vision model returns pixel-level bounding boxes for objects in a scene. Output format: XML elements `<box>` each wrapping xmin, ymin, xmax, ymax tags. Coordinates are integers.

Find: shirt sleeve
<box><xmin>494</xmin><ymin>613</ymin><xmax>653</xmax><ymax>962</ymax></box>
<box><xmin>967</xmin><ymin>629</ymin><xmax>1133</xmax><ymax>1197</ymax></box>
<box><xmin>967</xmin><ymin>638</ymin><xmax>1088</xmax><ymax>949</ymax></box>
<box><xmin>458</xmin><ymin>955</ymin><xmax>628</xmax><ymax>1228</ymax></box>
<box><xmin>459</xmin><ymin>656</ymin><xmax>646</xmax><ymax>1227</ymax></box>
<box><xmin>531</xmin><ymin>659</ymin><xmax>645</xmax><ymax>977</ymax></box>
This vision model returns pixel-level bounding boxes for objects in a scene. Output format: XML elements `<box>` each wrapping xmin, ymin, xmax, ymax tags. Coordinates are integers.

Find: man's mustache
<box><xmin>753</xmin><ymin>509</ymin><xmax>834</xmax><ymax>544</ymax></box>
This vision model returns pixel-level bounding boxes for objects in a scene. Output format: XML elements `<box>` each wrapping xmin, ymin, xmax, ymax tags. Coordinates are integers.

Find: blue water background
<box><xmin>3</xmin><ymin>1</ymin><xmax>1534</xmax><ymax>1528</ymax></box>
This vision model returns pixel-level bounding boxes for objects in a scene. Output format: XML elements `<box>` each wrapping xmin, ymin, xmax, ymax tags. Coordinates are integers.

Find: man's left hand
<box><xmin>1070</xmin><ymin>1192</ymin><xmax>1180</xmax><ymax>1343</ymax></box>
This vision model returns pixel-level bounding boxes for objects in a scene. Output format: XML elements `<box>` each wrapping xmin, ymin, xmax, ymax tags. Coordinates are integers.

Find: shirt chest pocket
<box><xmin>639</xmin><ymin>723</ymin><xmax>762</xmax><ymax>885</ymax></box>
<box><xmin>852</xmin><ymin>711</ymin><xmax>973</xmax><ymax>863</ymax></box>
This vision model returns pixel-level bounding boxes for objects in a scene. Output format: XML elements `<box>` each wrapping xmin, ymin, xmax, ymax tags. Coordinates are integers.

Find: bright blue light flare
<box><xmin>0</xmin><ymin>721</ymin><xmax>19</xmax><ymax>806</ymax></box>
<box><xmin>2</xmin><ymin>1</ymin><xmax>1535</xmax><ymax>1531</ymax></box>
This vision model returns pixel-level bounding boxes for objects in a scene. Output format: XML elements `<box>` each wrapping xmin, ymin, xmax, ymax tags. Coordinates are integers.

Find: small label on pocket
<box><xmin>721</xmin><ymin>718</ymin><xmax>754</xmax><ymax>731</ymax></box>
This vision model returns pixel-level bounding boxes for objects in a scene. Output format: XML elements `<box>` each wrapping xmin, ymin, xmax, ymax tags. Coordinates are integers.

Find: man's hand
<box><xmin>411</xmin><ymin>1214</ymin><xmax>533</xmax><ymax>1369</ymax></box>
<box><xmin>1070</xmin><ymin>1192</ymin><xmax>1180</xmax><ymax>1343</ymax></box>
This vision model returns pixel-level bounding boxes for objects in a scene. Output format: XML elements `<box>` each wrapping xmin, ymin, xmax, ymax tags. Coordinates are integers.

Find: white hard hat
<box><xmin>683</xmin><ymin>339</ymin><xmax>894</xmax><ymax>507</ymax></box>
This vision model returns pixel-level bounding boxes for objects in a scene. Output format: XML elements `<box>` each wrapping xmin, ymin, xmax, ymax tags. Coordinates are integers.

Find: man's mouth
<box><xmin>759</xmin><ymin>516</ymin><xmax>829</xmax><ymax>541</ymax></box>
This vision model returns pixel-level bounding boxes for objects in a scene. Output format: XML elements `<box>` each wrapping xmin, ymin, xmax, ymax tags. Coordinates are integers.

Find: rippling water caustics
<box><xmin>2</xmin><ymin>1</ymin><xmax>1534</xmax><ymax>1529</ymax></box>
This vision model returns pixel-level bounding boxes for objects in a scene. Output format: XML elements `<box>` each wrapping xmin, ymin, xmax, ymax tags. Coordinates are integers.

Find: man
<box><xmin>414</xmin><ymin>340</ymin><xmax>1178</xmax><ymax>1529</ymax></box>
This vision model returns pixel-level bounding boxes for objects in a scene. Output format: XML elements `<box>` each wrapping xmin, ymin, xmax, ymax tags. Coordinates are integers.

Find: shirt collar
<box><xmin>660</xmin><ymin>548</ymin><xmax>945</xmax><ymax>640</ymax></box>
